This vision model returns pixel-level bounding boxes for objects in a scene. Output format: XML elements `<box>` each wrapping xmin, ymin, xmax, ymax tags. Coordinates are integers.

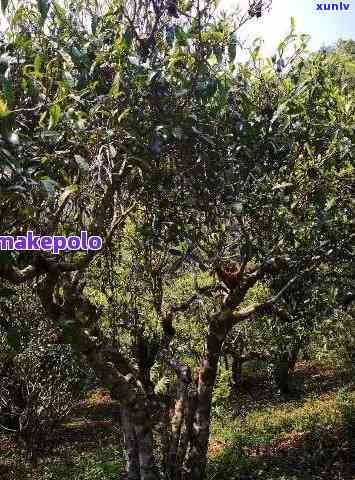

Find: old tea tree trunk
<box><xmin>1</xmin><ymin>255</ymin><xmax>292</xmax><ymax>479</ymax></box>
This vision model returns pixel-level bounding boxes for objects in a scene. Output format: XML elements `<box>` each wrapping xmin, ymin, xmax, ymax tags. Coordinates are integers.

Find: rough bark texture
<box><xmin>180</xmin><ymin>260</ymin><xmax>289</xmax><ymax>478</ymax></box>
<box><xmin>288</xmin><ymin>345</ymin><xmax>300</xmax><ymax>372</ymax></box>
<box><xmin>133</xmin><ymin>405</ymin><xmax>160</xmax><ymax>480</ymax></box>
<box><xmin>121</xmin><ymin>407</ymin><xmax>140</xmax><ymax>480</ymax></box>
<box><xmin>176</xmin><ymin>389</ymin><xmax>197</xmax><ymax>477</ymax></box>
<box><xmin>182</xmin><ymin>311</ymin><xmax>230</xmax><ymax>479</ymax></box>
<box><xmin>36</xmin><ymin>272</ymin><xmax>160</xmax><ymax>479</ymax></box>
<box><xmin>232</xmin><ymin>354</ymin><xmax>243</xmax><ymax>387</ymax></box>
<box><xmin>168</xmin><ymin>378</ymin><xmax>189</xmax><ymax>479</ymax></box>
<box><xmin>0</xmin><ymin>254</ymin><xmax>293</xmax><ymax>480</ymax></box>
<box><xmin>274</xmin><ymin>353</ymin><xmax>291</xmax><ymax>394</ymax></box>
<box><xmin>182</xmin><ymin>362</ymin><xmax>217</xmax><ymax>479</ymax></box>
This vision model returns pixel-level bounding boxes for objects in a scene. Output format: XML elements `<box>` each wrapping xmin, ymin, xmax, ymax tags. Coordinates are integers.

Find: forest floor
<box><xmin>0</xmin><ymin>361</ymin><xmax>354</xmax><ymax>480</ymax></box>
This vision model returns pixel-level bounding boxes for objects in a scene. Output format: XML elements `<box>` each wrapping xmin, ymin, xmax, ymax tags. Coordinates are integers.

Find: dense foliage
<box><xmin>0</xmin><ymin>1</ymin><xmax>353</xmax><ymax>479</ymax></box>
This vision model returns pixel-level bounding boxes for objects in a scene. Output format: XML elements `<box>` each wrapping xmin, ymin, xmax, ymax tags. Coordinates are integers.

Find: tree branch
<box><xmin>0</xmin><ymin>193</ymin><xmax>141</xmax><ymax>284</ymax></box>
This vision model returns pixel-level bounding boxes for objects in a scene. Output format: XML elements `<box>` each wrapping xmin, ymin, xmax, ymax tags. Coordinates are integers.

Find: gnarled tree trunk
<box><xmin>182</xmin><ymin>311</ymin><xmax>230</xmax><ymax>479</ymax></box>
<box><xmin>120</xmin><ymin>407</ymin><xmax>140</xmax><ymax>480</ymax></box>
<box><xmin>288</xmin><ymin>345</ymin><xmax>300</xmax><ymax>373</ymax></box>
<box><xmin>30</xmin><ymin>255</ymin><xmax>292</xmax><ymax>480</ymax></box>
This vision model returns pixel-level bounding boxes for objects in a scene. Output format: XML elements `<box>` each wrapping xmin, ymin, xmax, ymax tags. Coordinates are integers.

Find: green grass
<box><xmin>1</xmin><ymin>366</ymin><xmax>353</xmax><ymax>480</ymax></box>
<box><xmin>42</xmin><ymin>444</ymin><xmax>125</xmax><ymax>480</ymax></box>
<box><xmin>208</xmin><ymin>387</ymin><xmax>355</xmax><ymax>480</ymax></box>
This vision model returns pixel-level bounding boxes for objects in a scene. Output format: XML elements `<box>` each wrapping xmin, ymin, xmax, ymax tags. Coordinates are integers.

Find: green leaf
<box><xmin>228</xmin><ymin>35</ymin><xmax>237</xmax><ymax>63</ymax></box>
<box><xmin>1</xmin><ymin>0</ymin><xmax>9</xmax><ymax>14</ymax></box>
<box><xmin>147</xmin><ymin>70</ymin><xmax>158</xmax><ymax>82</ymax></box>
<box><xmin>0</xmin><ymin>97</ymin><xmax>10</xmax><ymax>118</ymax></box>
<box><xmin>34</xmin><ymin>54</ymin><xmax>44</xmax><ymax>76</ymax></box>
<box><xmin>58</xmin><ymin>318</ymin><xmax>76</xmax><ymax>328</ymax></box>
<box><xmin>91</xmin><ymin>15</ymin><xmax>98</xmax><ymax>34</ymax></box>
<box><xmin>175</xmin><ymin>27</ymin><xmax>188</xmax><ymax>46</ymax></box>
<box><xmin>272</xmin><ymin>182</ymin><xmax>293</xmax><ymax>191</ymax></box>
<box><xmin>53</xmin><ymin>1</ymin><xmax>66</xmax><ymax>25</ymax></box>
<box><xmin>251</xmin><ymin>46</ymin><xmax>261</xmax><ymax>62</ymax></box>
<box><xmin>37</xmin><ymin>0</ymin><xmax>50</xmax><ymax>22</ymax></box>
<box><xmin>7</xmin><ymin>327</ymin><xmax>21</xmax><ymax>352</ymax></box>
<box><xmin>48</xmin><ymin>104</ymin><xmax>61</xmax><ymax>129</ymax></box>
<box><xmin>0</xmin><ymin>287</ymin><xmax>16</xmax><ymax>298</ymax></box>
<box><xmin>2</xmin><ymin>78</ymin><xmax>15</xmax><ymax>109</ymax></box>
<box><xmin>41</xmin><ymin>177</ymin><xmax>58</xmax><ymax>193</ymax></box>
<box><xmin>172</xmin><ymin>126</ymin><xmax>183</xmax><ymax>139</ymax></box>
<box><xmin>325</xmin><ymin>198</ymin><xmax>336</xmax><ymax>211</ymax></box>
<box><xmin>63</xmin><ymin>70</ymin><xmax>75</xmax><ymax>88</ymax></box>
<box><xmin>176</xmin><ymin>89</ymin><xmax>188</xmax><ymax>97</ymax></box>
<box><xmin>278</xmin><ymin>41</ymin><xmax>286</xmax><ymax>56</ymax></box>
<box><xmin>117</xmin><ymin>107</ymin><xmax>130</xmax><ymax>123</ymax></box>
<box><xmin>58</xmin><ymin>184</ymin><xmax>78</xmax><ymax>207</ymax></box>
<box><xmin>39</xmin><ymin>110</ymin><xmax>47</xmax><ymax>126</ymax></box>
<box><xmin>228</xmin><ymin>43</ymin><xmax>236</xmax><ymax>63</ymax></box>
<box><xmin>70</xmin><ymin>46</ymin><xmax>86</xmax><ymax>66</ymax></box>
<box><xmin>290</xmin><ymin>16</ymin><xmax>296</xmax><ymax>32</ymax></box>
<box><xmin>128</xmin><ymin>56</ymin><xmax>140</xmax><ymax>67</ymax></box>
<box><xmin>207</xmin><ymin>53</ymin><xmax>217</xmax><ymax>66</ymax></box>
<box><xmin>231</xmin><ymin>202</ymin><xmax>243</xmax><ymax>214</ymax></box>
<box><xmin>204</xmin><ymin>79</ymin><xmax>217</xmax><ymax>98</ymax></box>
<box><xmin>271</xmin><ymin>102</ymin><xmax>288</xmax><ymax>124</ymax></box>
<box><xmin>74</xmin><ymin>154</ymin><xmax>89</xmax><ymax>174</ymax></box>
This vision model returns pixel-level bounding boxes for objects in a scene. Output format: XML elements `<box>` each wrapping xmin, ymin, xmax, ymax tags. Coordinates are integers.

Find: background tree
<box><xmin>0</xmin><ymin>1</ymin><xmax>353</xmax><ymax>479</ymax></box>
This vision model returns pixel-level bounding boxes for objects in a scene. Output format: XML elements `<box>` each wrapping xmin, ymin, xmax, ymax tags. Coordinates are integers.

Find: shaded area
<box><xmin>227</xmin><ymin>361</ymin><xmax>353</xmax><ymax>416</ymax></box>
<box><xmin>209</xmin><ymin>424</ymin><xmax>354</xmax><ymax>480</ymax></box>
<box><xmin>0</xmin><ymin>388</ymin><xmax>124</xmax><ymax>480</ymax></box>
<box><xmin>0</xmin><ymin>364</ymin><xmax>353</xmax><ymax>480</ymax></box>
<box><xmin>209</xmin><ymin>363</ymin><xmax>354</xmax><ymax>480</ymax></box>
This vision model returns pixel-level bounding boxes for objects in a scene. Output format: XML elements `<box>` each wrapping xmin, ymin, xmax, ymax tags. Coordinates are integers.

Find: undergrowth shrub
<box><xmin>0</xmin><ymin>285</ymin><xmax>87</xmax><ymax>464</ymax></box>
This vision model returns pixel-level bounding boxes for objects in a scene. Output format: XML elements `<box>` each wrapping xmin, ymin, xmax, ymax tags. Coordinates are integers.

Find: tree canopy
<box><xmin>0</xmin><ymin>1</ymin><xmax>354</xmax><ymax>479</ymax></box>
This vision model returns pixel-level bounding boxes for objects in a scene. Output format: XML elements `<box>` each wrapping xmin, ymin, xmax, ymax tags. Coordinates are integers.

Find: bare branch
<box><xmin>0</xmin><ymin>264</ymin><xmax>38</xmax><ymax>284</ymax></box>
<box><xmin>232</xmin><ymin>300</ymin><xmax>290</xmax><ymax>323</ymax></box>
